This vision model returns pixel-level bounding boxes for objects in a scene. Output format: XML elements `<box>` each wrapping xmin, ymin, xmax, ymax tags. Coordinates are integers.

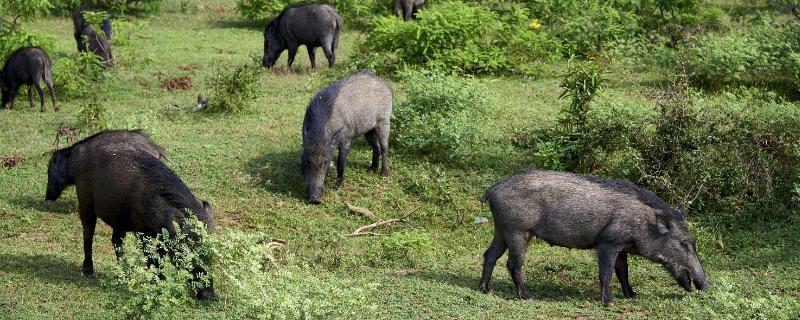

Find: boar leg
<box><xmin>334</xmin><ymin>141</ymin><xmax>351</xmax><ymax>190</ymax></box>
<box><xmin>44</xmin><ymin>72</ymin><xmax>57</xmax><ymax>112</ymax></box>
<box><xmin>377</xmin><ymin>126</ymin><xmax>390</xmax><ymax>176</ymax></box>
<box><xmin>479</xmin><ymin>233</ymin><xmax>507</xmax><ymax>294</ymax></box>
<box><xmin>393</xmin><ymin>0</ymin><xmax>402</xmax><ymax>17</ymax></box>
<box><xmin>365</xmin><ymin>130</ymin><xmax>380</xmax><ymax>173</ymax></box>
<box><xmin>403</xmin><ymin>2</ymin><xmax>413</xmax><ymax>21</ymax></box>
<box><xmin>597</xmin><ymin>243</ymin><xmax>624</xmax><ymax>306</ymax></box>
<box><xmin>28</xmin><ymin>85</ymin><xmax>35</xmax><ymax>109</ymax></box>
<box><xmin>79</xmin><ymin>203</ymin><xmax>97</xmax><ymax>276</ymax></box>
<box><xmin>505</xmin><ymin>232</ymin><xmax>531</xmax><ymax>299</ymax></box>
<box><xmin>286</xmin><ymin>43</ymin><xmax>299</xmax><ymax>70</ymax></box>
<box><xmin>322</xmin><ymin>39</ymin><xmax>335</xmax><ymax>67</ymax></box>
<box><xmin>307</xmin><ymin>46</ymin><xmax>317</xmax><ymax>69</ymax></box>
<box><xmin>111</xmin><ymin>230</ymin><xmax>126</xmax><ymax>261</ymax></box>
<box><xmin>615</xmin><ymin>251</ymin><xmax>637</xmax><ymax>298</ymax></box>
<box><xmin>33</xmin><ymin>80</ymin><xmax>46</xmax><ymax>112</ymax></box>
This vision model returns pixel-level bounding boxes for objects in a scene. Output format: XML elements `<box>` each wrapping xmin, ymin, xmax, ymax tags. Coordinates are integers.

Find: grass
<box><xmin>1</xmin><ymin>0</ymin><xmax>799</xmax><ymax>319</ymax></box>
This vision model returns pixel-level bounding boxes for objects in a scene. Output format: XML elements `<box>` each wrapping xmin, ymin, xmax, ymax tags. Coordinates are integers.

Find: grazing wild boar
<box><xmin>300</xmin><ymin>71</ymin><xmax>392</xmax><ymax>204</ymax></box>
<box><xmin>66</xmin><ymin>143</ymin><xmax>215</xmax><ymax>300</ymax></box>
<box><xmin>46</xmin><ymin>129</ymin><xmax>168</xmax><ymax>201</ymax></box>
<box><xmin>1</xmin><ymin>47</ymin><xmax>57</xmax><ymax>112</ymax></box>
<box><xmin>262</xmin><ymin>3</ymin><xmax>343</xmax><ymax>69</ymax></box>
<box><xmin>72</xmin><ymin>5</ymin><xmax>113</xmax><ymax>52</ymax></box>
<box><xmin>479</xmin><ymin>169</ymin><xmax>709</xmax><ymax>306</ymax></box>
<box><xmin>72</xmin><ymin>5</ymin><xmax>113</xmax><ymax>65</ymax></box>
<box><xmin>393</xmin><ymin>0</ymin><xmax>426</xmax><ymax>21</ymax></box>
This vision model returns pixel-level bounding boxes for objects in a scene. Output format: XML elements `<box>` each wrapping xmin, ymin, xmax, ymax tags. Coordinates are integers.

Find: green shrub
<box><xmin>110</xmin><ymin>19</ymin><xmax>149</xmax><ymax>47</ymax></box>
<box><xmin>77</xmin><ymin>93</ymin><xmax>109</xmax><ymax>132</ymax></box>
<box><xmin>685</xmin><ymin>19</ymin><xmax>800</xmax><ymax>89</ymax></box>
<box><xmin>556</xmin><ymin>3</ymin><xmax>639</xmax><ymax>56</ymax></box>
<box><xmin>208</xmin><ymin>230</ymin><xmax>377</xmax><ymax>319</ymax></box>
<box><xmin>48</xmin><ymin>0</ymin><xmax>163</xmax><ymax>15</ymax></box>
<box><xmin>393</xmin><ymin>70</ymin><xmax>490</xmax><ymax>162</ymax></box>
<box><xmin>52</xmin><ymin>52</ymin><xmax>106</xmax><ymax>99</ymax></box>
<box><xmin>528</xmin><ymin>71</ymin><xmax>800</xmax><ymax>223</ymax></box>
<box><xmin>203</xmin><ymin>63</ymin><xmax>261</xmax><ymax>114</ymax></box>
<box><xmin>236</xmin><ymin>0</ymin><xmax>296</xmax><ymax>20</ymax></box>
<box><xmin>359</xmin><ymin>1</ymin><xmax>560</xmax><ymax>75</ymax></box>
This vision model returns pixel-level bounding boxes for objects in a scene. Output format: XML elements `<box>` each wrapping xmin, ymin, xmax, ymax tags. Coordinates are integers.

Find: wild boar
<box><xmin>69</xmin><ymin>143</ymin><xmax>215</xmax><ymax>300</ymax></box>
<box><xmin>300</xmin><ymin>70</ymin><xmax>392</xmax><ymax>203</ymax></box>
<box><xmin>479</xmin><ymin>169</ymin><xmax>709</xmax><ymax>306</ymax></box>
<box><xmin>262</xmin><ymin>3</ymin><xmax>343</xmax><ymax>69</ymax></box>
<box><xmin>1</xmin><ymin>47</ymin><xmax>57</xmax><ymax>112</ymax></box>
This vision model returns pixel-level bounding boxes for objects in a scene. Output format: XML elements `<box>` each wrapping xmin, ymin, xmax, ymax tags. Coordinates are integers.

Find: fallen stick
<box><xmin>258</xmin><ymin>238</ymin><xmax>287</xmax><ymax>250</ymax></box>
<box><xmin>346</xmin><ymin>203</ymin><xmax>377</xmax><ymax>220</ymax></box>
<box><xmin>347</xmin><ymin>218</ymin><xmax>404</xmax><ymax>236</ymax></box>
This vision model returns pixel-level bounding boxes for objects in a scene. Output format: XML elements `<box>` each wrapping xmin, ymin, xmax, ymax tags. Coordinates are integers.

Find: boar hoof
<box><xmin>82</xmin><ymin>268</ymin><xmax>95</xmax><ymax>277</ymax></box>
<box><xmin>478</xmin><ymin>284</ymin><xmax>491</xmax><ymax>294</ymax></box>
<box><xmin>517</xmin><ymin>291</ymin><xmax>532</xmax><ymax>300</ymax></box>
<box><xmin>335</xmin><ymin>179</ymin><xmax>344</xmax><ymax>190</ymax></box>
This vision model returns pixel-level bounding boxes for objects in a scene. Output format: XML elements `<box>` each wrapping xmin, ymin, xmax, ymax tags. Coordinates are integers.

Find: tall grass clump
<box><xmin>527</xmin><ymin>70</ymin><xmax>800</xmax><ymax>224</ymax></box>
<box><xmin>203</xmin><ymin>63</ymin><xmax>261</xmax><ymax>114</ymax></box>
<box><xmin>392</xmin><ymin>70</ymin><xmax>491</xmax><ymax>163</ymax></box>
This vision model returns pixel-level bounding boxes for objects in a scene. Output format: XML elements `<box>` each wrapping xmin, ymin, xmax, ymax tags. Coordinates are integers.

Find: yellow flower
<box><xmin>529</xmin><ymin>19</ymin><xmax>542</xmax><ymax>30</ymax></box>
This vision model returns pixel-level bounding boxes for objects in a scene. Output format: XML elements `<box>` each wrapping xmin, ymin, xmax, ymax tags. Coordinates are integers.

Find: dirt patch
<box><xmin>162</xmin><ymin>76</ymin><xmax>192</xmax><ymax>90</ymax></box>
<box><xmin>2</xmin><ymin>155</ymin><xmax>27</xmax><ymax>169</ymax></box>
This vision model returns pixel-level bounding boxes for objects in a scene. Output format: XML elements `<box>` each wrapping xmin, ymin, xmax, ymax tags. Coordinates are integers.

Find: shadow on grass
<box><xmin>411</xmin><ymin>270</ymin><xmax>685</xmax><ymax>303</ymax></box>
<box><xmin>0</xmin><ymin>253</ymin><xmax>105</xmax><ymax>289</ymax></box>
<box><xmin>245</xmin><ymin>149</ymin><xmax>306</xmax><ymax>201</ymax></box>
<box><xmin>11</xmin><ymin>195</ymin><xmax>75</xmax><ymax>214</ymax></box>
<box><xmin>411</xmin><ymin>270</ymin><xmax>598</xmax><ymax>302</ymax></box>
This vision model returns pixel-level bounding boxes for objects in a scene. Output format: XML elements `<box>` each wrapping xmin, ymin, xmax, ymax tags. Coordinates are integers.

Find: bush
<box><xmin>52</xmin><ymin>52</ymin><xmax>106</xmax><ymax>99</ymax></box>
<box><xmin>48</xmin><ymin>0</ymin><xmax>163</xmax><ymax>15</ymax></box>
<box><xmin>236</xmin><ymin>0</ymin><xmax>296</xmax><ymax>20</ymax></box>
<box><xmin>203</xmin><ymin>63</ymin><xmax>261</xmax><ymax>114</ymax></box>
<box><xmin>0</xmin><ymin>29</ymin><xmax>55</xmax><ymax>63</ymax></box>
<box><xmin>685</xmin><ymin>20</ymin><xmax>800</xmax><ymax>90</ymax></box>
<box><xmin>77</xmin><ymin>91</ymin><xmax>109</xmax><ymax>132</ymax></box>
<box><xmin>392</xmin><ymin>70</ymin><xmax>491</xmax><ymax>162</ymax></box>
<box><xmin>528</xmin><ymin>71</ymin><xmax>800</xmax><ymax>223</ymax></box>
<box><xmin>237</xmin><ymin>0</ymin><xmax>387</xmax><ymax>29</ymax></box>
<box><xmin>360</xmin><ymin>1</ymin><xmax>560</xmax><ymax>75</ymax></box>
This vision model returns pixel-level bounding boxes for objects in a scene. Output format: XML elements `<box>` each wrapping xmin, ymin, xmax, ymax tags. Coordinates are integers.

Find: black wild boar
<box><xmin>479</xmin><ymin>170</ymin><xmax>709</xmax><ymax>306</ymax></box>
<box><xmin>72</xmin><ymin>5</ymin><xmax>113</xmax><ymax>65</ymax></box>
<box><xmin>68</xmin><ymin>143</ymin><xmax>215</xmax><ymax>300</ymax></box>
<box><xmin>46</xmin><ymin>129</ymin><xmax>168</xmax><ymax>201</ymax></box>
<box><xmin>1</xmin><ymin>47</ymin><xmax>57</xmax><ymax>112</ymax></box>
<box><xmin>300</xmin><ymin>71</ymin><xmax>392</xmax><ymax>204</ymax></box>
<box><xmin>72</xmin><ymin>5</ymin><xmax>113</xmax><ymax>51</ymax></box>
<box><xmin>393</xmin><ymin>0</ymin><xmax>426</xmax><ymax>21</ymax></box>
<box><xmin>262</xmin><ymin>3</ymin><xmax>343</xmax><ymax>69</ymax></box>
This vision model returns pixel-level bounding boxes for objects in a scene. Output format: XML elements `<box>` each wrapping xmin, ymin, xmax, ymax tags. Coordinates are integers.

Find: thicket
<box><xmin>109</xmin><ymin>219</ymin><xmax>375</xmax><ymax>319</ymax></box>
<box><xmin>391</xmin><ymin>70</ymin><xmax>492</xmax><ymax>162</ymax></box>
<box><xmin>48</xmin><ymin>0</ymin><xmax>164</xmax><ymax>16</ymax></box>
<box><xmin>202</xmin><ymin>62</ymin><xmax>262</xmax><ymax>114</ymax></box>
<box><xmin>526</xmin><ymin>62</ymin><xmax>800</xmax><ymax>224</ymax></box>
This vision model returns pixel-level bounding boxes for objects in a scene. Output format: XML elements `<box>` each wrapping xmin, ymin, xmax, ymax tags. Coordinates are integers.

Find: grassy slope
<box><xmin>1</xmin><ymin>1</ymin><xmax>798</xmax><ymax>319</ymax></box>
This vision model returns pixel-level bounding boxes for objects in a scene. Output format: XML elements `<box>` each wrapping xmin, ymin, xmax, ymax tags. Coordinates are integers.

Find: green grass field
<box><xmin>1</xmin><ymin>1</ymin><xmax>799</xmax><ymax>319</ymax></box>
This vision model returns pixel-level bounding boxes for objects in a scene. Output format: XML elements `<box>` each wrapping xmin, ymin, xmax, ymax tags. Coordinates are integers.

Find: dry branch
<box><xmin>258</xmin><ymin>238</ymin><xmax>287</xmax><ymax>250</ymax></box>
<box><xmin>346</xmin><ymin>203</ymin><xmax>377</xmax><ymax>220</ymax></box>
<box><xmin>348</xmin><ymin>218</ymin><xmax>404</xmax><ymax>236</ymax></box>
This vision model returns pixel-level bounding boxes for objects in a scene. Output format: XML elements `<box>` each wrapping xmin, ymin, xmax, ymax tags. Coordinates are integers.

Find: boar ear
<box><xmin>202</xmin><ymin>200</ymin><xmax>213</xmax><ymax>216</ymax></box>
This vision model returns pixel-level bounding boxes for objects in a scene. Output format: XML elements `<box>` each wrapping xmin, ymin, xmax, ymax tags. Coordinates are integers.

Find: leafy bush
<box><xmin>686</xmin><ymin>20</ymin><xmax>800</xmax><ymax>89</ymax></box>
<box><xmin>392</xmin><ymin>70</ymin><xmax>490</xmax><ymax>162</ymax></box>
<box><xmin>556</xmin><ymin>3</ymin><xmax>639</xmax><ymax>56</ymax></box>
<box><xmin>0</xmin><ymin>29</ymin><xmax>55</xmax><ymax>63</ymax></box>
<box><xmin>360</xmin><ymin>1</ymin><xmax>559</xmax><ymax>75</ymax></box>
<box><xmin>236</xmin><ymin>0</ymin><xmax>295</xmax><ymax>20</ymax></box>
<box><xmin>528</xmin><ymin>71</ymin><xmax>800</xmax><ymax>223</ymax></box>
<box><xmin>77</xmin><ymin>92</ymin><xmax>109</xmax><ymax>132</ymax></box>
<box><xmin>110</xmin><ymin>19</ymin><xmax>150</xmax><ymax>47</ymax></box>
<box><xmin>203</xmin><ymin>63</ymin><xmax>261</xmax><ymax>114</ymax></box>
<box><xmin>48</xmin><ymin>0</ymin><xmax>163</xmax><ymax>15</ymax></box>
<box><xmin>52</xmin><ymin>52</ymin><xmax>106</xmax><ymax>99</ymax></box>
<box><xmin>0</xmin><ymin>0</ymin><xmax>55</xmax><ymax>62</ymax></box>
<box><xmin>237</xmin><ymin>0</ymin><xmax>387</xmax><ymax>29</ymax></box>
